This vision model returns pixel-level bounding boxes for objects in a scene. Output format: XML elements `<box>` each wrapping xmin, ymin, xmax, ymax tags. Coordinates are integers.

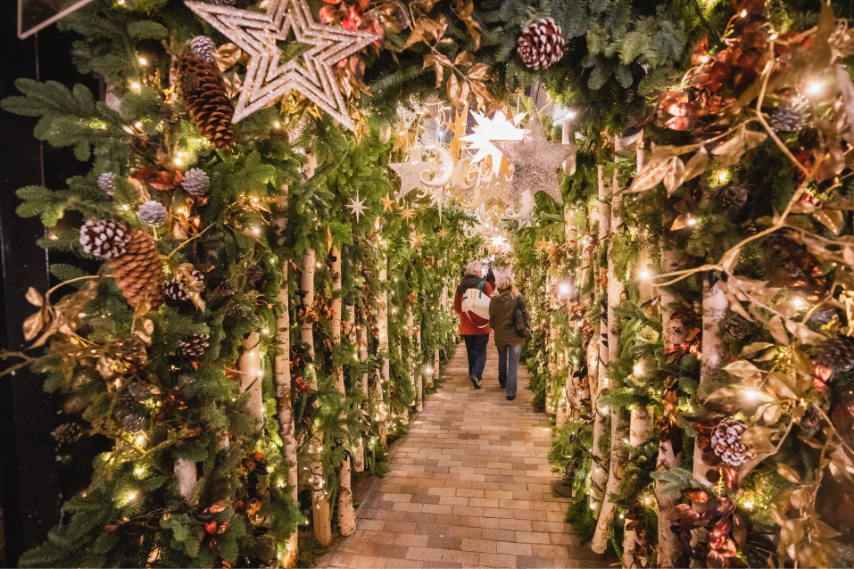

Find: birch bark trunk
<box><xmin>301</xmin><ymin>249</ymin><xmax>332</xmax><ymax>545</ymax></box>
<box><xmin>377</xmin><ymin>254</ymin><xmax>390</xmax><ymax>445</ymax></box>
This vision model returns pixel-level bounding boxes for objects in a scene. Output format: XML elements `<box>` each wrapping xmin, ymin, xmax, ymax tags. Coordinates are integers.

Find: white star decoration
<box><xmin>185</xmin><ymin>0</ymin><xmax>378</xmax><ymax>130</ymax></box>
<box><xmin>346</xmin><ymin>191</ymin><xmax>367</xmax><ymax>222</ymax></box>
<box><xmin>459</xmin><ymin>111</ymin><xmax>526</xmax><ymax>175</ymax></box>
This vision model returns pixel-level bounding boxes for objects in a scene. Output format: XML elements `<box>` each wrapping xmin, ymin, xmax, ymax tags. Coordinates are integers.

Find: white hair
<box><xmin>466</xmin><ymin>260</ymin><xmax>482</xmax><ymax>276</ymax></box>
<box><xmin>497</xmin><ymin>275</ymin><xmax>514</xmax><ymax>289</ymax></box>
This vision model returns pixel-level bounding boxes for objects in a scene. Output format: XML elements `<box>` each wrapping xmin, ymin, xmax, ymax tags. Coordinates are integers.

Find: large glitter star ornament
<box><xmin>388</xmin><ymin>154</ymin><xmax>428</xmax><ymax>199</ymax></box>
<box><xmin>346</xmin><ymin>191</ymin><xmax>367</xmax><ymax>221</ymax></box>
<box><xmin>460</xmin><ymin>110</ymin><xmax>526</xmax><ymax>174</ymax></box>
<box><xmin>491</xmin><ymin>113</ymin><xmax>576</xmax><ymax>204</ymax></box>
<box><xmin>185</xmin><ymin>0</ymin><xmax>378</xmax><ymax>130</ymax></box>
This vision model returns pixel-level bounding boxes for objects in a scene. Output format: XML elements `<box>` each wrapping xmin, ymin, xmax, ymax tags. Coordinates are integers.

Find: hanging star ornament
<box><xmin>460</xmin><ymin>109</ymin><xmax>526</xmax><ymax>174</ymax></box>
<box><xmin>381</xmin><ymin>193</ymin><xmax>396</xmax><ymax>213</ymax></box>
<box><xmin>346</xmin><ymin>191</ymin><xmax>367</xmax><ymax>221</ymax></box>
<box><xmin>185</xmin><ymin>0</ymin><xmax>378</xmax><ymax>130</ymax></box>
<box><xmin>492</xmin><ymin>113</ymin><xmax>576</xmax><ymax>204</ymax></box>
<box><xmin>388</xmin><ymin>154</ymin><xmax>429</xmax><ymax>199</ymax></box>
<box><xmin>400</xmin><ymin>206</ymin><xmax>416</xmax><ymax>222</ymax></box>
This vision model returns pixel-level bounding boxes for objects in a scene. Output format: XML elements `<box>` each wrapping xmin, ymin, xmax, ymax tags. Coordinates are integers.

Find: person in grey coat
<box><xmin>488</xmin><ymin>274</ymin><xmax>529</xmax><ymax>400</ymax></box>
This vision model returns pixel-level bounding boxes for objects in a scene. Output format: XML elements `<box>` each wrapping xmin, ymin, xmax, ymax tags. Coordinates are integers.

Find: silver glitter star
<box><xmin>388</xmin><ymin>154</ymin><xmax>429</xmax><ymax>199</ymax></box>
<box><xmin>491</xmin><ymin>114</ymin><xmax>576</xmax><ymax>204</ymax></box>
<box><xmin>185</xmin><ymin>0</ymin><xmax>377</xmax><ymax>130</ymax></box>
<box><xmin>346</xmin><ymin>191</ymin><xmax>367</xmax><ymax>222</ymax></box>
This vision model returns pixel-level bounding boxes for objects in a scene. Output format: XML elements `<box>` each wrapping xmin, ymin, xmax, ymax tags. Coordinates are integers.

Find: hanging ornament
<box><xmin>400</xmin><ymin>206</ymin><xmax>416</xmax><ymax>222</ymax></box>
<box><xmin>185</xmin><ymin>0</ymin><xmax>378</xmax><ymax>130</ymax></box>
<box><xmin>492</xmin><ymin>113</ymin><xmax>576</xmax><ymax>204</ymax></box>
<box><xmin>346</xmin><ymin>191</ymin><xmax>367</xmax><ymax>222</ymax></box>
<box><xmin>389</xmin><ymin>147</ymin><xmax>452</xmax><ymax>199</ymax></box>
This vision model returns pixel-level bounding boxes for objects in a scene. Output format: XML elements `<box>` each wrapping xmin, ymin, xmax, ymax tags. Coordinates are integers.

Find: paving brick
<box><xmin>497</xmin><ymin>541</ymin><xmax>533</xmax><ymax>556</ymax></box>
<box><xmin>478</xmin><ymin>553</ymin><xmax>517</xmax><ymax>567</ymax></box>
<box><xmin>427</xmin><ymin>535</ymin><xmax>463</xmax><ymax>550</ymax></box>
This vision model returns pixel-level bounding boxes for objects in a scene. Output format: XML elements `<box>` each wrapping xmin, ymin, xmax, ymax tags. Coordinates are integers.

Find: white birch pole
<box><xmin>377</xmin><ymin>253</ymin><xmax>390</xmax><ymax>445</ymax></box>
<box><xmin>694</xmin><ymin>275</ymin><xmax>727</xmax><ymax>486</ymax></box>
<box><xmin>330</xmin><ymin>246</ymin><xmax>356</xmax><ymax>535</ymax></box>
<box><xmin>591</xmin><ymin>165</ymin><xmax>611</xmax><ymax>508</ymax></box>
<box><xmin>654</xmin><ymin>233</ymin><xmax>686</xmax><ymax>568</ymax></box>
<box><xmin>415</xmin><ymin>308</ymin><xmax>423</xmax><ymax>412</ymax></box>
<box><xmin>592</xmin><ymin>141</ymin><xmax>629</xmax><ymax>555</ymax></box>
<box><xmin>301</xmin><ymin>249</ymin><xmax>332</xmax><ymax>546</ymax></box>
<box><xmin>274</xmin><ymin>267</ymin><xmax>300</xmax><ymax>566</ymax></box>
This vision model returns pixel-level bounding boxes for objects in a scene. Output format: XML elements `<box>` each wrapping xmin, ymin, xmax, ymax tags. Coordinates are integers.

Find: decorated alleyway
<box><xmin>318</xmin><ymin>340</ymin><xmax>610</xmax><ymax>569</ymax></box>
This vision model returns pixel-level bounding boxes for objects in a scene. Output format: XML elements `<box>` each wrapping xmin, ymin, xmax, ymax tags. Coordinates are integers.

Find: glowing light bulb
<box><xmin>739</xmin><ymin>9</ymin><xmax>747</xmax><ymax>16</ymax></box>
<box><xmin>744</xmin><ymin>500</ymin><xmax>754</xmax><ymax>509</ymax></box>
<box><xmin>687</xmin><ymin>217</ymin><xmax>697</xmax><ymax>226</ymax></box>
<box><xmin>134</xmin><ymin>121</ymin><xmax>143</xmax><ymax>129</ymax></box>
<box><xmin>558</xmin><ymin>283</ymin><xmax>571</xmax><ymax>296</ymax></box>
<box><xmin>252</xmin><ymin>227</ymin><xmax>260</xmax><ymax>236</ymax></box>
<box><xmin>806</xmin><ymin>81</ymin><xmax>823</xmax><ymax>96</ymax></box>
<box><xmin>316</xmin><ymin>262</ymin><xmax>323</xmax><ymax>269</ymax></box>
<box><xmin>718</xmin><ymin>171</ymin><xmax>728</xmax><ymax>184</ymax></box>
<box><xmin>262</xmin><ymin>328</ymin><xmax>270</xmax><ymax>335</ymax></box>
<box><xmin>130</xmin><ymin>82</ymin><xmax>140</xmax><ymax>91</ymax></box>
<box><xmin>136</xmin><ymin>436</ymin><xmax>145</xmax><ymax>445</ymax></box>
<box><xmin>793</xmin><ymin>296</ymin><xmax>805</xmax><ymax>309</ymax></box>
<box><xmin>128</xmin><ymin>492</ymin><xmax>137</xmax><ymax>500</ymax></box>
<box><xmin>273</xmin><ymin>121</ymin><xmax>280</xmax><ymax>129</ymax></box>
<box><xmin>700</xmin><ymin>55</ymin><xmax>709</xmax><ymax>63</ymax></box>
<box><xmin>138</xmin><ymin>57</ymin><xmax>147</xmax><ymax>65</ymax></box>
<box><xmin>134</xmin><ymin>467</ymin><xmax>144</xmax><ymax>476</ymax></box>
<box><xmin>639</xmin><ymin>269</ymin><xmax>650</xmax><ymax>281</ymax></box>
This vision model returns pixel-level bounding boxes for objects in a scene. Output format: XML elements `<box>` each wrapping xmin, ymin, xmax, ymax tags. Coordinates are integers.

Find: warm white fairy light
<box><xmin>138</xmin><ymin>57</ymin><xmax>147</xmax><ymax>65</ymax></box>
<box><xmin>639</xmin><ymin>269</ymin><xmax>651</xmax><ymax>281</ymax></box>
<box><xmin>130</xmin><ymin>82</ymin><xmax>140</xmax><ymax>91</ymax></box>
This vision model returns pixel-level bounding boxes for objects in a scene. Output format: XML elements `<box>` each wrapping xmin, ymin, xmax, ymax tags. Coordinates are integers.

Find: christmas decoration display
<box><xmin>517</xmin><ymin>18</ymin><xmax>565</xmax><ymax>70</ymax></box>
<box><xmin>4</xmin><ymin>0</ymin><xmax>854</xmax><ymax>567</ymax></box>
<box><xmin>184</xmin><ymin>0</ymin><xmax>378</xmax><ymax>129</ymax></box>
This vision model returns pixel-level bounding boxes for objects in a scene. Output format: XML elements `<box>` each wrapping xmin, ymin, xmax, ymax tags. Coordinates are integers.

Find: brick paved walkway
<box><xmin>317</xmin><ymin>339</ymin><xmax>608</xmax><ymax>568</ymax></box>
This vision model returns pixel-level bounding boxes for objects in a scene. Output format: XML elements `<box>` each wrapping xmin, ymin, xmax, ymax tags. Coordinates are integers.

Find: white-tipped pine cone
<box><xmin>164</xmin><ymin>271</ymin><xmax>204</xmax><ymax>302</ymax></box>
<box><xmin>178</xmin><ymin>333</ymin><xmax>210</xmax><ymax>358</ymax></box>
<box><xmin>52</xmin><ymin>423</ymin><xmax>83</xmax><ymax>444</ymax></box>
<box><xmin>182</xmin><ymin>168</ymin><xmax>210</xmax><ymax>196</ymax></box>
<box><xmin>517</xmin><ymin>18</ymin><xmax>565</xmax><ymax>70</ymax></box>
<box><xmin>711</xmin><ymin>419</ymin><xmax>754</xmax><ymax>466</ymax></box>
<box><xmin>79</xmin><ymin>220</ymin><xmax>130</xmax><ymax>259</ymax></box>
<box><xmin>190</xmin><ymin>36</ymin><xmax>217</xmax><ymax>64</ymax></box>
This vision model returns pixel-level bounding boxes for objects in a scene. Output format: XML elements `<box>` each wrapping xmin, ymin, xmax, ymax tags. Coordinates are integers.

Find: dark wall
<box><xmin>0</xmin><ymin>5</ymin><xmax>97</xmax><ymax>565</ymax></box>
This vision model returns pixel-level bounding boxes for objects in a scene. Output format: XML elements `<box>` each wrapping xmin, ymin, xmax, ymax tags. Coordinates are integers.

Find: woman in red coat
<box><xmin>453</xmin><ymin>260</ymin><xmax>493</xmax><ymax>389</ymax></box>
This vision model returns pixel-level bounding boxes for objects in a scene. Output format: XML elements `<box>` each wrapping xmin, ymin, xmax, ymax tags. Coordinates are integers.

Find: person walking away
<box><xmin>453</xmin><ymin>261</ymin><xmax>492</xmax><ymax>389</ymax></box>
<box><xmin>488</xmin><ymin>275</ymin><xmax>529</xmax><ymax>400</ymax></box>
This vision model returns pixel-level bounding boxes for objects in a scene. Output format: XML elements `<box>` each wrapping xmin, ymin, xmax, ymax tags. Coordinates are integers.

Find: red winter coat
<box><xmin>453</xmin><ymin>274</ymin><xmax>493</xmax><ymax>335</ymax></box>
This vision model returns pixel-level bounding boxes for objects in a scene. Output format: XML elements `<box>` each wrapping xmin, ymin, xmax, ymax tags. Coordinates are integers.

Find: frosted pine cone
<box><xmin>165</xmin><ymin>271</ymin><xmax>203</xmax><ymax>302</ymax></box>
<box><xmin>98</xmin><ymin>172</ymin><xmax>117</xmax><ymax>195</ymax></box>
<box><xmin>816</xmin><ymin>336</ymin><xmax>854</xmax><ymax>372</ymax></box>
<box><xmin>139</xmin><ymin>200</ymin><xmax>168</xmax><ymax>226</ymax></box>
<box><xmin>115</xmin><ymin>392</ymin><xmax>139</xmax><ymax>415</ymax></box>
<box><xmin>123</xmin><ymin>413</ymin><xmax>146</xmax><ymax>433</ymax></box>
<box><xmin>517</xmin><ymin>18</ymin><xmax>565</xmax><ymax>70</ymax></box>
<box><xmin>190</xmin><ymin>36</ymin><xmax>217</xmax><ymax>64</ymax></box>
<box><xmin>80</xmin><ymin>220</ymin><xmax>130</xmax><ymax>259</ymax></box>
<box><xmin>770</xmin><ymin>98</ymin><xmax>808</xmax><ymax>132</ymax></box>
<box><xmin>178</xmin><ymin>334</ymin><xmax>210</xmax><ymax>358</ymax></box>
<box><xmin>717</xmin><ymin>184</ymin><xmax>748</xmax><ymax>210</ymax></box>
<box><xmin>711</xmin><ymin>419</ymin><xmax>754</xmax><ymax>467</ymax></box>
<box><xmin>52</xmin><ymin>423</ymin><xmax>83</xmax><ymax>444</ymax></box>
<box><xmin>722</xmin><ymin>315</ymin><xmax>751</xmax><ymax>340</ymax></box>
<box><xmin>182</xmin><ymin>168</ymin><xmax>210</xmax><ymax>196</ymax></box>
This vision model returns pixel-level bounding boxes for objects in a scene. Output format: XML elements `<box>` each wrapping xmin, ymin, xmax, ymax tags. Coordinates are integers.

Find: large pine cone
<box><xmin>52</xmin><ymin>423</ymin><xmax>83</xmax><ymax>444</ymax></box>
<box><xmin>176</xmin><ymin>53</ymin><xmax>235</xmax><ymax>150</ymax></box>
<box><xmin>816</xmin><ymin>336</ymin><xmax>854</xmax><ymax>372</ymax></box>
<box><xmin>108</xmin><ymin>230</ymin><xmax>164</xmax><ymax>309</ymax></box>
<box><xmin>178</xmin><ymin>333</ymin><xmax>210</xmax><ymax>358</ymax></box>
<box><xmin>710</xmin><ymin>419</ymin><xmax>754</xmax><ymax>466</ymax></box>
<box><xmin>517</xmin><ymin>18</ymin><xmax>565</xmax><ymax>70</ymax></box>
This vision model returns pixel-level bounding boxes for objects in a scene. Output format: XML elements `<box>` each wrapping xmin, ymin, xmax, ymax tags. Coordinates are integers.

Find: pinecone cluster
<box><xmin>178</xmin><ymin>334</ymin><xmax>210</xmax><ymax>358</ymax></box>
<box><xmin>80</xmin><ymin>220</ymin><xmax>130</xmax><ymax>258</ymax></box>
<box><xmin>108</xmin><ymin>230</ymin><xmax>165</xmax><ymax>308</ymax></box>
<box><xmin>769</xmin><ymin>98</ymin><xmax>809</xmax><ymax>132</ymax></box>
<box><xmin>165</xmin><ymin>270</ymin><xmax>204</xmax><ymax>302</ymax></box>
<box><xmin>711</xmin><ymin>419</ymin><xmax>754</xmax><ymax>466</ymax></box>
<box><xmin>517</xmin><ymin>18</ymin><xmax>565</xmax><ymax>70</ymax></box>
<box><xmin>98</xmin><ymin>172</ymin><xmax>117</xmax><ymax>195</ymax></box>
<box><xmin>717</xmin><ymin>184</ymin><xmax>748</xmax><ymax>210</ymax></box>
<box><xmin>722</xmin><ymin>315</ymin><xmax>750</xmax><ymax>340</ymax></box>
<box><xmin>116</xmin><ymin>392</ymin><xmax>147</xmax><ymax>433</ymax></box>
<box><xmin>190</xmin><ymin>36</ymin><xmax>217</xmax><ymax>64</ymax></box>
<box><xmin>52</xmin><ymin>422</ymin><xmax>83</xmax><ymax>444</ymax></box>
<box><xmin>182</xmin><ymin>168</ymin><xmax>210</xmax><ymax>196</ymax></box>
<box><xmin>816</xmin><ymin>336</ymin><xmax>854</xmax><ymax>372</ymax></box>
<box><xmin>139</xmin><ymin>200</ymin><xmax>168</xmax><ymax>226</ymax></box>
<box><xmin>176</xmin><ymin>53</ymin><xmax>235</xmax><ymax>150</ymax></box>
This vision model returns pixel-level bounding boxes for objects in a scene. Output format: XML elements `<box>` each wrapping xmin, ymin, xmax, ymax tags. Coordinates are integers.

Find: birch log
<box><xmin>274</xmin><ymin>272</ymin><xmax>300</xmax><ymax>566</ymax></box>
<box><xmin>377</xmin><ymin>254</ymin><xmax>390</xmax><ymax>445</ymax></box>
<box><xmin>329</xmin><ymin>247</ymin><xmax>356</xmax><ymax>536</ymax></box>
<box><xmin>416</xmin><ymin>308</ymin><xmax>423</xmax><ymax>412</ymax></box>
<box><xmin>174</xmin><ymin>459</ymin><xmax>196</xmax><ymax>502</ymax></box>
<box><xmin>301</xmin><ymin>250</ymin><xmax>332</xmax><ymax>546</ymax></box>
<box><xmin>562</xmin><ymin>113</ymin><xmax>577</xmax><ymax>176</ymax></box>
<box><xmin>592</xmin><ymin>144</ymin><xmax>629</xmax><ymax>555</ymax></box>
<box><xmin>694</xmin><ymin>275</ymin><xmax>727</xmax><ymax>486</ymax></box>
<box><xmin>591</xmin><ymin>165</ymin><xmax>611</xmax><ymax>508</ymax></box>
<box><xmin>654</xmin><ymin>235</ymin><xmax>686</xmax><ymax>568</ymax></box>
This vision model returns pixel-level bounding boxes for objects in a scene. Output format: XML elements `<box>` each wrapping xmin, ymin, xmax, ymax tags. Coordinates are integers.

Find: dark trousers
<box><xmin>496</xmin><ymin>344</ymin><xmax>522</xmax><ymax>397</ymax></box>
<box><xmin>463</xmin><ymin>334</ymin><xmax>489</xmax><ymax>380</ymax></box>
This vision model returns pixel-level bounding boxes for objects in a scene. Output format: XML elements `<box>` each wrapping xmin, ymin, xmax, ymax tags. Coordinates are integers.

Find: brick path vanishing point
<box><xmin>316</xmin><ymin>339</ymin><xmax>610</xmax><ymax>568</ymax></box>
